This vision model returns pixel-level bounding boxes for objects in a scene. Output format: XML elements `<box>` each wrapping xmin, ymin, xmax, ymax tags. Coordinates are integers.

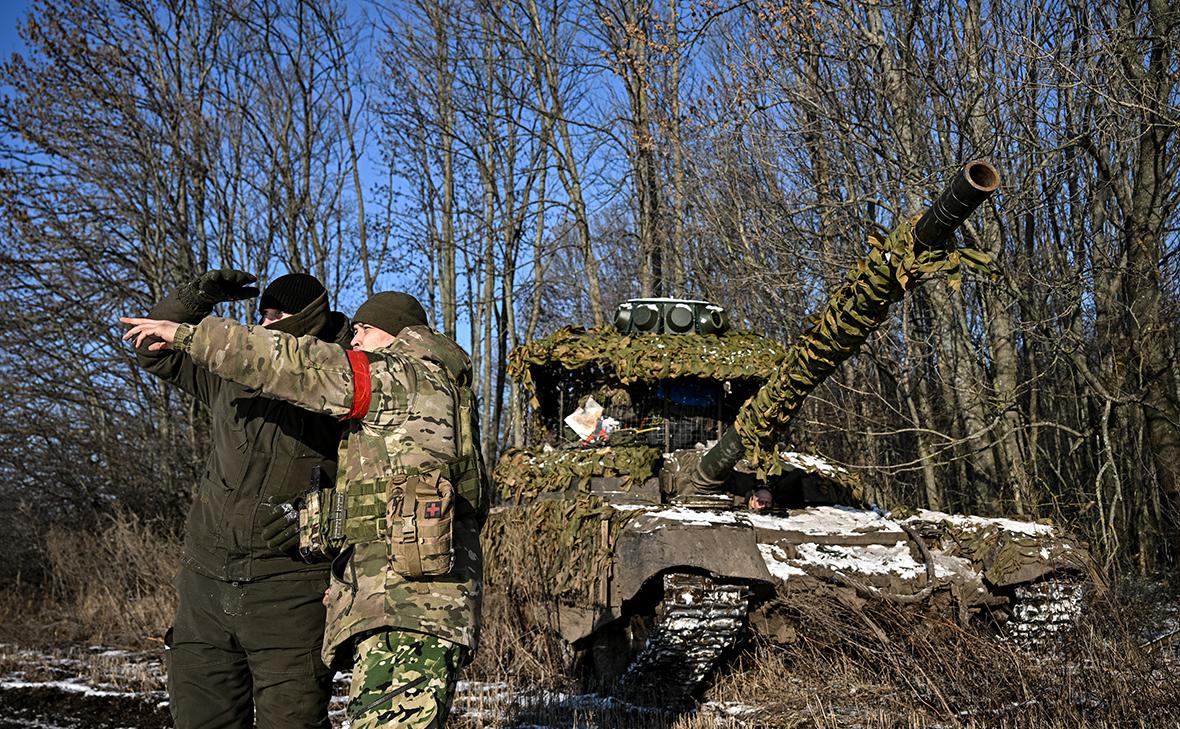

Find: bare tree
<box><xmin>0</xmin><ymin>0</ymin><xmax>369</xmax><ymax>580</ymax></box>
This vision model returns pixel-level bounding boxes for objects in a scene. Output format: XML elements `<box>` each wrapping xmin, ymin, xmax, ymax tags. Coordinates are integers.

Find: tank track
<box><xmin>616</xmin><ymin>572</ymin><xmax>750</xmax><ymax>705</ymax></box>
<box><xmin>1005</xmin><ymin>577</ymin><xmax>1085</xmax><ymax>648</ymax></box>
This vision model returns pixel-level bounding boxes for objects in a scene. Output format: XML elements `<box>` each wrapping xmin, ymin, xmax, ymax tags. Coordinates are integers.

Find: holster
<box><xmin>299</xmin><ymin>466</ymin><xmax>347</xmax><ymax>560</ymax></box>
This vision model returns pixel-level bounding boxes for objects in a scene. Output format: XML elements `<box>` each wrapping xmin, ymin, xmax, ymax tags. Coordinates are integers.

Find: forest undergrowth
<box><xmin>2</xmin><ymin>516</ymin><xmax>1178</xmax><ymax>727</ymax></box>
<box><xmin>470</xmin><ymin>573</ymin><xmax>1180</xmax><ymax>727</ymax></box>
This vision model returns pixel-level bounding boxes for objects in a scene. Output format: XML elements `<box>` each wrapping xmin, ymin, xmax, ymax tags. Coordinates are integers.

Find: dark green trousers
<box><xmin>165</xmin><ymin>566</ymin><xmax>332</xmax><ymax>729</ymax></box>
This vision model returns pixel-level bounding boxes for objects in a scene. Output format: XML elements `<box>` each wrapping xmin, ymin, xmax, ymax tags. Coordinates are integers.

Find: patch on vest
<box><xmin>424</xmin><ymin>501</ymin><xmax>443</xmax><ymax>518</ymax></box>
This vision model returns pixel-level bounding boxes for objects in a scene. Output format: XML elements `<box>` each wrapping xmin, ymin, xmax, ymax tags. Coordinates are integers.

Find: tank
<box><xmin>484</xmin><ymin>161</ymin><xmax>1097</xmax><ymax>705</ymax></box>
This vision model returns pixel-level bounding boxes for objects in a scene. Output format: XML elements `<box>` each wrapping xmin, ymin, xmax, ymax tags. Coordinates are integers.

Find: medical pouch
<box><xmin>385</xmin><ymin>465</ymin><xmax>455</xmax><ymax>578</ymax></box>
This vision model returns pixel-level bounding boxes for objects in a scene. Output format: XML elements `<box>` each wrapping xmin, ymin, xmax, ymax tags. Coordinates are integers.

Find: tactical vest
<box><xmin>338</xmin><ymin>333</ymin><xmax>488</xmax><ymax>550</ymax></box>
<box><xmin>416</xmin><ymin>329</ymin><xmax>489</xmax><ymax>525</ymax></box>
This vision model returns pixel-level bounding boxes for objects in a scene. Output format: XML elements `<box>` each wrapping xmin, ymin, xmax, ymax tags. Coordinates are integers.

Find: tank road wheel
<box><xmin>591</xmin><ymin>572</ymin><xmax>751</xmax><ymax>707</ymax></box>
<box><xmin>1003</xmin><ymin>575</ymin><xmax>1087</xmax><ymax>649</ymax></box>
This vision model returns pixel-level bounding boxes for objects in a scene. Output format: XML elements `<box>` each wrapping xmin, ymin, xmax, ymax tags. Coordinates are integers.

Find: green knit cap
<box><xmin>354</xmin><ymin>291</ymin><xmax>428</xmax><ymax>336</ymax></box>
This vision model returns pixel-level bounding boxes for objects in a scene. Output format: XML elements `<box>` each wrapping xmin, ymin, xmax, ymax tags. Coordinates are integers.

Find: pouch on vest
<box><xmin>385</xmin><ymin>465</ymin><xmax>454</xmax><ymax>578</ymax></box>
<box><xmin>452</xmin><ymin>386</ymin><xmax>489</xmax><ymax>524</ymax></box>
<box><xmin>408</xmin><ymin>328</ymin><xmax>488</xmax><ymax>524</ymax></box>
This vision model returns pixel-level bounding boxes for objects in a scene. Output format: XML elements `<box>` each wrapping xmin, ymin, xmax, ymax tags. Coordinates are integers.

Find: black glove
<box><xmin>178</xmin><ymin>269</ymin><xmax>259</xmax><ymax>312</ymax></box>
<box><xmin>261</xmin><ymin>500</ymin><xmax>300</xmax><ymax>553</ymax></box>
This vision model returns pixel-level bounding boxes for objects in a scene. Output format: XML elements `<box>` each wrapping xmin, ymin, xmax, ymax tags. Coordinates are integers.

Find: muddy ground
<box><xmin>0</xmin><ymin>645</ymin><xmax>735</xmax><ymax>729</ymax></box>
<box><xmin>0</xmin><ymin>685</ymin><xmax>171</xmax><ymax>729</ymax></box>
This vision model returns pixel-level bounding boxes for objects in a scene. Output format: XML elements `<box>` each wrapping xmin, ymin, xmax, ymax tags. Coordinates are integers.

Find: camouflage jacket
<box><xmin>174</xmin><ymin>318</ymin><xmax>483</xmax><ymax>665</ymax></box>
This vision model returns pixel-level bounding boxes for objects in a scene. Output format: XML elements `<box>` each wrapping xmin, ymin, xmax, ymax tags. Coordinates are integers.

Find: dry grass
<box><xmin>0</xmin><ymin>643</ymin><xmax>166</xmax><ymax>695</ymax></box>
<box><xmin>6</xmin><ymin>512</ymin><xmax>181</xmax><ymax>648</ymax></box>
<box><xmin>462</xmin><ymin>577</ymin><xmax>1180</xmax><ymax>727</ymax></box>
<box><xmin>466</xmin><ymin>586</ymin><xmax>576</xmax><ymax>687</ymax></box>
<box><xmin>697</xmin><ymin>581</ymin><xmax>1179</xmax><ymax>727</ymax></box>
<box><xmin>3</xmin><ymin>513</ymin><xmax>1177</xmax><ymax>727</ymax></box>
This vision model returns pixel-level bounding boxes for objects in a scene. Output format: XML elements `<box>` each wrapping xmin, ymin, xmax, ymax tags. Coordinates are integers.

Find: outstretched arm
<box><xmin>122</xmin><ymin>315</ymin><xmax>363</xmax><ymax>419</ymax></box>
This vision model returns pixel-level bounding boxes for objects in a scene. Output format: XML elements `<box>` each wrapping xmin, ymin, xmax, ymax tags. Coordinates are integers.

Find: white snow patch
<box><xmin>93</xmin><ymin>649</ymin><xmax>131</xmax><ymax>658</ymax></box>
<box><xmin>743</xmin><ymin>512</ymin><xmax>793</xmax><ymax>530</ymax></box>
<box><xmin>908</xmin><ymin>509</ymin><xmax>1055</xmax><ymax>536</ymax></box>
<box><xmin>758</xmin><ymin>543</ymin><xmax>807</xmax><ymax>580</ymax></box>
<box><xmin>794</xmin><ymin>541</ymin><xmax>937</xmax><ymax>580</ymax></box>
<box><xmin>0</xmin><ymin>718</ymin><xmax>72</xmax><ymax>729</ymax></box>
<box><xmin>455</xmin><ymin>680</ymin><xmax>509</xmax><ymax>693</ymax></box>
<box><xmin>778</xmin><ymin>451</ymin><xmax>850</xmax><ymax>477</ymax></box>
<box><xmin>749</xmin><ymin>505</ymin><xmax>894</xmax><ymax>536</ymax></box>
<box><xmin>704</xmin><ymin>700</ymin><xmax>762</xmax><ymax>718</ymax></box>
<box><xmin>0</xmin><ymin>679</ymin><xmax>128</xmax><ymax>698</ymax></box>
<box><xmin>639</xmin><ymin>506</ymin><xmax>743</xmax><ymax>526</ymax></box>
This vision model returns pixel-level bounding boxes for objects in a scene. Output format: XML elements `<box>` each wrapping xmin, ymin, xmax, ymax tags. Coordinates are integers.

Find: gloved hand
<box><xmin>178</xmin><ymin>269</ymin><xmax>259</xmax><ymax>312</ymax></box>
<box><xmin>261</xmin><ymin>500</ymin><xmax>301</xmax><ymax>553</ymax></box>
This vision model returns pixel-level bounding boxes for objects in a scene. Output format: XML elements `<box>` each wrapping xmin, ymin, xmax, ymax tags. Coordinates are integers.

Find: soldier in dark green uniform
<box><xmin>122</xmin><ymin>291</ymin><xmax>487</xmax><ymax>729</ymax></box>
<box><xmin>131</xmin><ymin>270</ymin><xmax>351</xmax><ymax>729</ymax></box>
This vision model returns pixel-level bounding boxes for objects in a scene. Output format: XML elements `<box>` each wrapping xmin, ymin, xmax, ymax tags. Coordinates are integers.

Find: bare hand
<box><xmin>120</xmin><ymin>317</ymin><xmax>181</xmax><ymax>351</ymax></box>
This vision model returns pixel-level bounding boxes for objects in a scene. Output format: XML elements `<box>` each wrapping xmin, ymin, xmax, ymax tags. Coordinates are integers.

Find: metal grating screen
<box><xmin>529</xmin><ymin>370</ymin><xmax>759</xmax><ymax>452</ymax></box>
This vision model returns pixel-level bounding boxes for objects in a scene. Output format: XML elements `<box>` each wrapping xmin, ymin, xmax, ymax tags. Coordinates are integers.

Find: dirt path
<box><xmin>0</xmin><ymin>643</ymin><xmax>753</xmax><ymax>728</ymax></box>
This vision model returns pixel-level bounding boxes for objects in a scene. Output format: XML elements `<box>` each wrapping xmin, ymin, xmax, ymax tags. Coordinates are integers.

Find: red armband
<box><xmin>343</xmin><ymin>349</ymin><xmax>372</xmax><ymax>420</ymax></box>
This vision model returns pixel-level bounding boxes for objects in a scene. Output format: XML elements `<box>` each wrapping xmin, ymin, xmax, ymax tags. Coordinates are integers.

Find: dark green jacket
<box><xmin>137</xmin><ymin>288</ymin><xmax>351</xmax><ymax>581</ymax></box>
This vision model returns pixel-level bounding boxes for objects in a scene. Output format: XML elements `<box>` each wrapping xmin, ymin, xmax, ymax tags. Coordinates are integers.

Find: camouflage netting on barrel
<box><xmin>483</xmin><ymin>497</ymin><xmax>640</xmax><ymax>605</ymax></box>
<box><xmin>734</xmin><ymin>216</ymin><xmax>990</xmax><ymax>474</ymax></box>
<box><xmin>507</xmin><ymin>326</ymin><xmax>788</xmax><ymax>403</ymax></box>
<box><xmin>493</xmin><ymin>445</ymin><xmax>661</xmax><ymax>501</ymax></box>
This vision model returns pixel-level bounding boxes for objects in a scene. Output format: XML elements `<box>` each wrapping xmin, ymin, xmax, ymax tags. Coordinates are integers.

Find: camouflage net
<box><xmin>493</xmin><ymin>445</ymin><xmax>661</xmax><ymax>501</ymax></box>
<box><xmin>483</xmin><ymin>497</ymin><xmax>642</xmax><ymax>605</ymax></box>
<box><xmin>507</xmin><ymin>327</ymin><xmax>788</xmax><ymax>404</ymax></box>
<box><xmin>940</xmin><ymin>520</ymin><xmax>1093</xmax><ymax>587</ymax></box>
<box><xmin>776</xmin><ymin>451</ymin><xmax>867</xmax><ymax>506</ymax></box>
<box><xmin>734</xmin><ymin>216</ymin><xmax>990</xmax><ymax>474</ymax></box>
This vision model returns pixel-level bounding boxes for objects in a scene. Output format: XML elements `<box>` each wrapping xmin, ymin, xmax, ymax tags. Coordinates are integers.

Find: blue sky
<box><xmin>0</xmin><ymin>2</ymin><xmax>28</xmax><ymax>60</ymax></box>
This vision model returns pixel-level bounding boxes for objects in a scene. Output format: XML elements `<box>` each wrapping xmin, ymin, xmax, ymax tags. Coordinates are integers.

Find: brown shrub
<box><xmin>30</xmin><ymin>512</ymin><xmax>180</xmax><ymax>648</ymax></box>
<box><xmin>467</xmin><ymin>568</ymin><xmax>1179</xmax><ymax>726</ymax></box>
<box><xmin>466</xmin><ymin>582</ymin><xmax>577</xmax><ymax>688</ymax></box>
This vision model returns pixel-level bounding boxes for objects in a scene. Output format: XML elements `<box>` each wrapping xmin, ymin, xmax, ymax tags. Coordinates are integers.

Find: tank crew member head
<box><xmin>349</xmin><ymin>291</ymin><xmax>428</xmax><ymax>352</ymax></box>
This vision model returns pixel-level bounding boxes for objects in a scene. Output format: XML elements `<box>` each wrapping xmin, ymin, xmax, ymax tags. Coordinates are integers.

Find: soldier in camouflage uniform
<box><xmin>131</xmin><ymin>270</ymin><xmax>351</xmax><ymax>729</ymax></box>
<box><xmin>122</xmin><ymin>291</ymin><xmax>487</xmax><ymax>729</ymax></box>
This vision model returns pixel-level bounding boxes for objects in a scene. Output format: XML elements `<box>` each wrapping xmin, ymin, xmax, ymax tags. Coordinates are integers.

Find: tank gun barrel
<box><xmin>912</xmin><ymin>160</ymin><xmax>1000</xmax><ymax>253</ymax></box>
<box><xmin>685</xmin><ymin>161</ymin><xmax>1000</xmax><ymax>492</ymax></box>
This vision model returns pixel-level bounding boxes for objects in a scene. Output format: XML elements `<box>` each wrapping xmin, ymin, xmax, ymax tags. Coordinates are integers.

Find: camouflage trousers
<box><xmin>346</xmin><ymin>630</ymin><xmax>461</xmax><ymax>729</ymax></box>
